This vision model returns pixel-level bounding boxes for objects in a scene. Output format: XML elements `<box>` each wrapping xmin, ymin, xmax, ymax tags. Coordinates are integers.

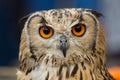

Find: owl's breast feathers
<box><xmin>17</xmin><ymin>53</ymin><xmax>114</xmax><ymax>80</ymax></box>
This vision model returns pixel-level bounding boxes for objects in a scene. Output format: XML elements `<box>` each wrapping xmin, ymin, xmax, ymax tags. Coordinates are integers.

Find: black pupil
<box><xmin>43</xmin><ymin>27</ymin><xmax>50</xmax><ymax>34</ymax></box>
<box><xmin>75</xmin><ymin>25</ymin><xmax>81</xmax><ymax>32</ymax></box>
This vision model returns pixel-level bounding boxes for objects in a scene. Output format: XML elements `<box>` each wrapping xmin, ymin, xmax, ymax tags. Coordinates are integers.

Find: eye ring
<box><xmin>39</xmin><ymin>25</ymin><xmax>54</xmax><ymax>39</ymax></box>
<box><xmin>71</xmin><ymin>23</ymin><xmax>86</xmax><ymax>37</ymax></box>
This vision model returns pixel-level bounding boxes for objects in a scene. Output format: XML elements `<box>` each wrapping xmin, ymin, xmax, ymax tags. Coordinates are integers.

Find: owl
<box><xmin>17</xmin><ymin>8</ymin><xmax>114</xmax><ymax>80</ymax></box>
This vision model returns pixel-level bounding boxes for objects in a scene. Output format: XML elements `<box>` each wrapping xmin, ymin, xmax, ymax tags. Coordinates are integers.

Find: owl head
<box><xmin>19</xmin><ymin>8</ymin><xmax>105</xmax><ymax>70</ymax></box>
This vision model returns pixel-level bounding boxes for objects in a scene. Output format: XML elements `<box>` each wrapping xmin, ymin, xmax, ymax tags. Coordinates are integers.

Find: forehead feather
<box><xmin>27</xmin><ymin>8</ymin><xmax>99</xmax><ymax>30</ymax></box>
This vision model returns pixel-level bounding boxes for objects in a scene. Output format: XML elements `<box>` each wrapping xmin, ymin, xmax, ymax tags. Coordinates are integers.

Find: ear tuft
<box><xmin>86</xmin><ymin>9</ymin><xmax>103</xmax><ymax>18</ymax></box>
<box><xmin>18</xmin><ymin>14</ymin><xmax>32</xmax><ymax>24</ymax></box>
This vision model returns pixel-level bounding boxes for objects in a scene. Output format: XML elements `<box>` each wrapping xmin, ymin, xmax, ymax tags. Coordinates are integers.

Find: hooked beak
<box><xmin>60</xmin><ymin>35</ymin><xmax>68</xmax><ymax>57</ymax></box>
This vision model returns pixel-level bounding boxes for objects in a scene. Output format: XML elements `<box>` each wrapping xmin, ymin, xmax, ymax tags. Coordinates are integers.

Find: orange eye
<box><xmin>71</xmin><ymin>23</ymin><xmax>86</xmax><ymax>37</ymax></box>
<box><xmin>39</xmin><ymin>26</ymin><xmax>54</xmax><ymax>39</ymax></box>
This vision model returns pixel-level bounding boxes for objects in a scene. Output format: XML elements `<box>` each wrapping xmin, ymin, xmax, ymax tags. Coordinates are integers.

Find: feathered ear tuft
<box><xmin>18</xmin><ymin>14</ymin><xmax>32</xmax><ymax>24</ymax></box>
<box><xmin>18</xmin><ymin>14</ymin><xmax>32</xmax><ymax>32</ymax></box>
<box><xmin>86</xmin><ymin>9</ymin><xmax>103</xmax><ymax>18</ymax></box>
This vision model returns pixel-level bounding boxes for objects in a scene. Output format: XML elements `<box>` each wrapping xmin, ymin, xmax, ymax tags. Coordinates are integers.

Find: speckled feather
<box><xmin>17</xmin><ymin>8</ymin><xmax>114</xmax><ymax>80</ymax></box>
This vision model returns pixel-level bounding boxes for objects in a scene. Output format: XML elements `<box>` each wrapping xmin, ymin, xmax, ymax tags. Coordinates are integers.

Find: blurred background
<box><xmin>0</xmin><ymin>0</ymin><xmax>120</xmax><ymax>80</ymax></box>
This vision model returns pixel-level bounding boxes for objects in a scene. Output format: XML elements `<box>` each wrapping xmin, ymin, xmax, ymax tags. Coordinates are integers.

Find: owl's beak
<box><xmin>60</xmin><ymin>35</ymin><xmax>68</xmax><ymax>57</ymax></box>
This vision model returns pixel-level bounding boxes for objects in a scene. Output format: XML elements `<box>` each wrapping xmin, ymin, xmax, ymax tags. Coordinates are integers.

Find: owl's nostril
<box><xmin>60</xmin><ymin>39</ymin><xmax>67</xmax><ymax>43</ymax></box>
<box><xmin>60</xmin><ymin>35</ymin><xmax>67</xmax><ymax>43</ymax></box>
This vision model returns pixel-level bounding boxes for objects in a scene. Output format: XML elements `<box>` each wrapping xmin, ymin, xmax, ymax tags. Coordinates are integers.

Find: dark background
<box><xmin>0</xmin><ymin>0</ymin><xmax>120</xmax><ymax>67</ymax></box>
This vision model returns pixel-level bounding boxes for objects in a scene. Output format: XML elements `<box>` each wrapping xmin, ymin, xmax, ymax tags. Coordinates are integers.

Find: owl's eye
<box><xmin>71</xmin><ymin>24</ymin><xmax>86</xmax><ymax>37</ymax></box>
<box><xmin>39</xmin><ymin>26</ymin><xmax>54</xmax><ymax>39</ymax></box>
